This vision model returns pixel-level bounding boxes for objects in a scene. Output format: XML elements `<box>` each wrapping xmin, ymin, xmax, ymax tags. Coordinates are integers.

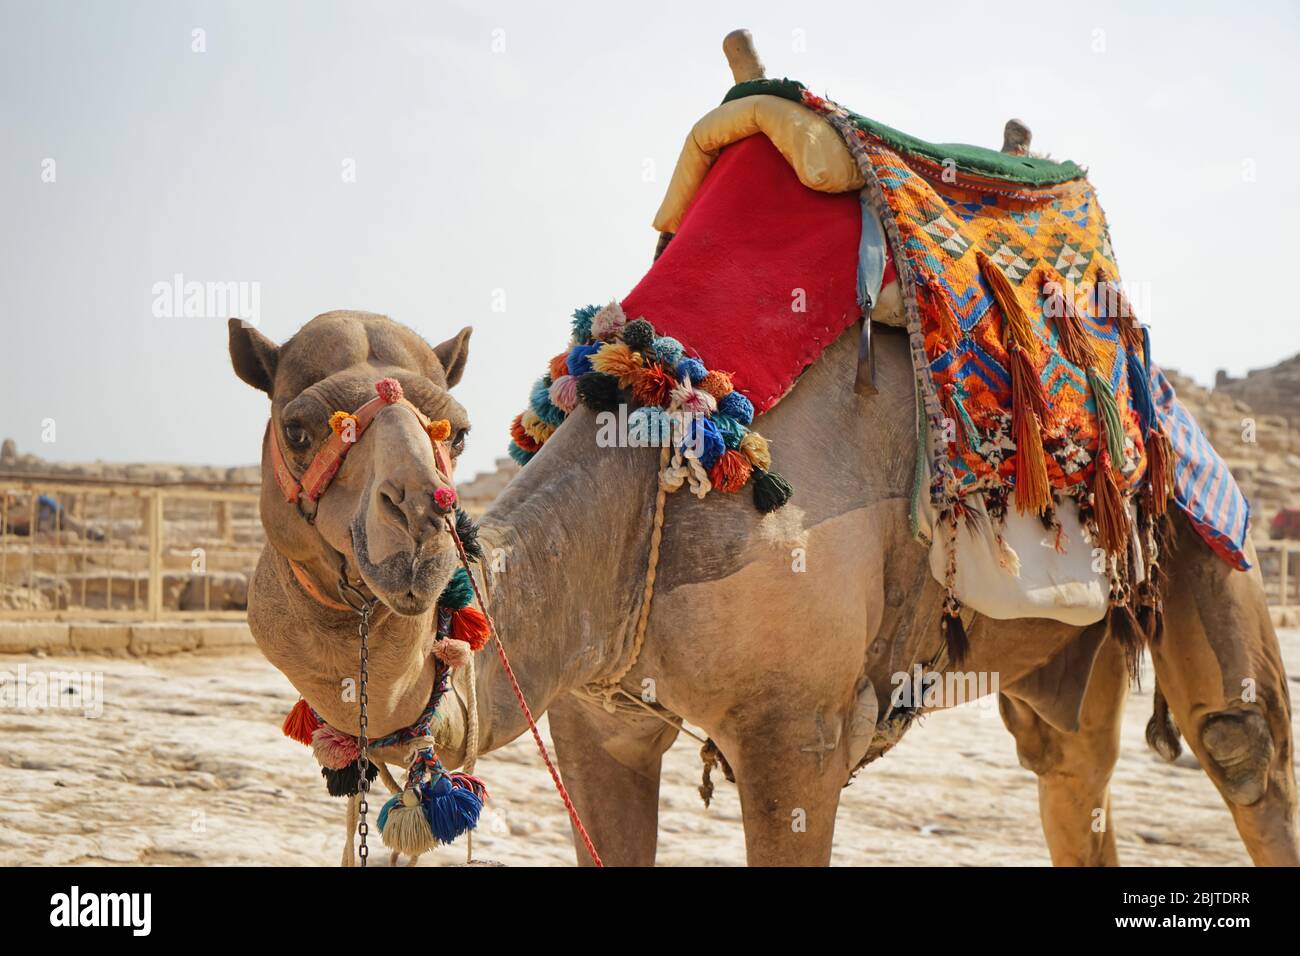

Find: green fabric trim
<box><xmin>723</xmin><ymin>78</ymin><xmax>1085</xmax><ymax>188</ymax></box>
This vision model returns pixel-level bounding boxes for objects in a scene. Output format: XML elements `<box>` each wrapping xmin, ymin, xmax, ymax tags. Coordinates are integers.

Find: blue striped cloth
<box><xmin>1150</xmin><ymin>365</ymin><xmax>1251</xmax><ymax>570</ymax></box>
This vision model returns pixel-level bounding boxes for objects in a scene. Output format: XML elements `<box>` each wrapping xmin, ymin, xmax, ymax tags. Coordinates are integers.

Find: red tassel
<box><xmin>451</xmin><ymin>606</ymin><xmax>492</xmax><ymax>651</ymax></box>
<box><xmin>282</xmin><ymin>698</ymin><xmax>318</xmax><ymax>746</ymax></box>
<box><xmin>1092</xmin><ymin>449</ymin><xmax>1130</xmax><ymax>555</ymax></box>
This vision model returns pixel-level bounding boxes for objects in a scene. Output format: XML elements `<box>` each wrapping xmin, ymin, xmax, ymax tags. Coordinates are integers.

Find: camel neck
<box><xmin>471</xmin><ymin>412</ymin><xmax>663</xmax><ymax>750</ymax></box>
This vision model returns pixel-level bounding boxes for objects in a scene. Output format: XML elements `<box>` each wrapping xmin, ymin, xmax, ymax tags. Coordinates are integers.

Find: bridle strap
<box><xmin>268</xmin><ymin>394</ymin><xmax>454</xmax><ymax>508</ymax></box>
<box><xmin>287</xmin><ymin>557</ymin><xmax>354</xmax><ymax>612</ymax></box>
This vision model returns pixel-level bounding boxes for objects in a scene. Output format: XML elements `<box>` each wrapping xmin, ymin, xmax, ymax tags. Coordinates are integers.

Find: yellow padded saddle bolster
<box><xmin>652</xmin><ymin>94</ymin><xmax>866</xmax><ymax>234</ymax></box>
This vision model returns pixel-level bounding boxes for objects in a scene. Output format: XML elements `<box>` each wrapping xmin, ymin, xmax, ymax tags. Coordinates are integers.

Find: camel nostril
<box><xmin>378</xmin><ymin>481</ymin><xmax>407</xmax><ymax>526</ymax></box>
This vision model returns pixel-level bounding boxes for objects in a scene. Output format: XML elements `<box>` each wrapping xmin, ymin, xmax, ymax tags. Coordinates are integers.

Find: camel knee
<box><xmin>1199</xmin><ymin>710</ymin><xmax>1272</xmax><ymax>806</ymax></box>
<box><xmin>1000</xmin><ymin>694</ymin><xmax>1117</xmax><ymax>787</ymax></box>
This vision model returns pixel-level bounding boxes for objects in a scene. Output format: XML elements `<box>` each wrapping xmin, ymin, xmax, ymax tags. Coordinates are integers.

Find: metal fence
<box><xmin>1</xmin><ymin>475</ymin><xmax>262</xmax><ymax>620</ymax></box>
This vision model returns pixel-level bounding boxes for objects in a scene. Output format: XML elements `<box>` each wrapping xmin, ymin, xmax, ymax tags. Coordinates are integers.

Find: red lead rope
<box><xmin>444</xmin><ymin>516</ymin><xmax>605</xmax><ymax>868</ymax></box>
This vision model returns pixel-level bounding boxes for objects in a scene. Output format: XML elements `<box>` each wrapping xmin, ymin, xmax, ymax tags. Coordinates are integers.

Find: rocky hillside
<box><xmin>1215</xmin><ymin>353</ymin><xmax>1300</xmax><ymax>425</ymax></box>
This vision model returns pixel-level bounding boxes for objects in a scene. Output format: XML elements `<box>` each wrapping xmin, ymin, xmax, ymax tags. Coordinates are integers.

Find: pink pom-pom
<box><xmin>375</xmin><ymin>378</ymin><xmax>404</xmax><ymax>404</ymax></box>
<box><xmin>311</xmin><ymin>724</ymin><xmax>360</xmax><ymax>769</ymax></box>
<box><xmin>549</xmin><ymin>374</ymin><xmax>579</xmax><ymax>413</ymax></box>
<box><xmin>434</xmin><ymin>638</ymin><xmax>472</xmax><ymax>669</ymax></box>
<box><xmin>590</xmin><ymin>301</ymin><xmax>627</xmax><ymax>340</ymax></box>
<box><xmin>672</xmin><ymin>382</ymin><xmax>717</xmax><ymax>416</ymax></box>
<box><xmin>433</xmin><ymin>486</ymin><xmax>458</xmax><ymax>512</ymax></box>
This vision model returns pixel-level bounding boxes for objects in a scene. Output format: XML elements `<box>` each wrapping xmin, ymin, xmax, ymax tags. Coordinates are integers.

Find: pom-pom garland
<box><xmin>508</xmin><ymin>300</ymin><xmax>793</xmax><ymax>512</ymax></box>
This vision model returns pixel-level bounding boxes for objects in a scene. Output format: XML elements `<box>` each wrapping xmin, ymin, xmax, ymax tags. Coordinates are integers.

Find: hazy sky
<box><xmin>3</xmin><ymin>0</ymin><xmax>1298</xmax><ymax>480</ymax></box>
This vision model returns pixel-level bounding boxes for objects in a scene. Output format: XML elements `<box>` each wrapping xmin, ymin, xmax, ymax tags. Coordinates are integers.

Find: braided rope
<box><xmin>592</xmin><ymin>443</ymin><xmax>673</xmax><ymax>706</ymax></box>
<box><xmin>443</xmin><ymin>514</ymin><xmax>604</xmax><ymax>867</ymax></box>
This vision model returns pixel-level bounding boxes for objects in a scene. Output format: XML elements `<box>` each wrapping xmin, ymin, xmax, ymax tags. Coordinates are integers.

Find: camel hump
<box><xmin>723</xmin><ymin>29</ymin><xmax>765</xmax><ymax>83</ymax></box>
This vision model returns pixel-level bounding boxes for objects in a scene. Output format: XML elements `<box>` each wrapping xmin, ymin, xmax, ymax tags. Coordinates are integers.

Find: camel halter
<box><xmin>274</xmin><ymin>377</ymin><xmax>604</xmax><ymax>866</ymax></box>
<box><xmin>269</xmin><ymin>376</ymin><xmax>458</xmax><ymax>523</ymax></box>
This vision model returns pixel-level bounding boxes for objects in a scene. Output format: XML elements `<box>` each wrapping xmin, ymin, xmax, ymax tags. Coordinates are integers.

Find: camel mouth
<box><xmin>349</xmin><ymin>517</ymin><xmax>456</xmax><ymax>616</ymax></box>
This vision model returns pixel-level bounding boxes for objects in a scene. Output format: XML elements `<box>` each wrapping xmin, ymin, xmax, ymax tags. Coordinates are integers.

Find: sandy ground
<box><xmin>1</xmin><ymin>629</ymin><xmax>1296</xmax><ymax>867</ymax></box>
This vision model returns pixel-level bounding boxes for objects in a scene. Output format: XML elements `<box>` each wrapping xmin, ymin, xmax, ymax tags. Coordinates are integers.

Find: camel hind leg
<box><xmin>1148</xmin><ymin>517</ymin><xmax>1298</xmax><ymax>865</ymax></box>
<box><xmin>999</xmin><ymin>636</ymin><xmax>1130</xmax><ymax>865</ymax></box>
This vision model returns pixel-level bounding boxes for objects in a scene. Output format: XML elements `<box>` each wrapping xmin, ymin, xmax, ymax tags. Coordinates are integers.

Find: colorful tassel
<box><xmin>528</xmin><ymin>377</ymin><xmax>566</xmax><ymax>427</ymax></box>
<box><xmin>1145</xmin><ymin>426</ymin><xmax>1174</xmax><ymax>516</ymax></box>
<box><xmin>739</xmin><ymin>431</ymin><xmax>771</xmax><ymax>471</ymax></box>
<box><xmin>752</xmin><ymin>469</ymin><xmax>792</xmax><ymax>513</ymax></box>
<box><xmin>1092</xmin><ymin>448</ymin><xmax>1130</xmax><ymax>555</ymax></box>
<box><xmin>698</xmin><ymin>370</ymin><xmax>734</xmax><ymax>399</ymax></box>
<box><xmin>709</xmin><ymin>449</ymin><xmax>752</xmax><ymax>493</ymax></box>
<box><xmin>548</xmin><ymin>351</ymin><xmax>571</xmax><ymax>381</ymax></box>
<box><xmin>321</xmin><ymin>760</ymin><xmax>379</xmax><ymax>798</ymax></box>
<box><xmin>329</xmin><ymin>411</ymin><xmax>358</xmax><ymax>440</ymax></box>
<box><xmin>1042</xmin><ymin>276</ymin><xmax>1098</xmax><ymax>369</ymax></box>
<box><xmin>520</xmin><ymin>409</ymin><xmax>556</xmax><ymax>445</ymax></box>
<box><xmin>1086</xmin><ymin>366</ymin><xmax>1126</xmax><ymax>465</ymax></box>
<box><xmin>282</xmin><ymin>698</ymin><xmax>318</xmax><ymax>745</ymax></box>
<box><xmin>590</xmin><ymin>301</ymin><xmax>627</xmax><ymax>340</ymax></box>
<box><xmin>423</xmin><ymin>774</ymin><xmax>485</xmax><ymax>845</ymax></box>
<box><xmin>650</xmin><ymin>336</ymin><xmax>684</xmax><ymax>367</ymax></box>
<box><xmin>311</xmin><ymin>724</ymin><xmax>361</xmax><ymax>769</ymax></box>
<box><xmin>433</xmin><ymin>637</ymin><xmax>473</xmax><ymax>668</ymax></box>
<box><xmin>439</xmin><ymin>567</ymin><xmax>473</xmax><ymax>610</ymax></box>
<box><xmin>940</xmin><ymin>383</ymin><xmax>979</xmax><ymax>455</ymax></box>
<box><xmin>566</xmin><ymin>343</ymin><xmax>601</xmax><ymax>378</ymax></box>
<box><xmin>1008</xmin><ymin>343</ymin><xmax>1051</xmax><ymax>515</ymax></box>
<box><xmin>509</xmin><ymin>414</ymin><xmax>541</xmax><ymax>453</ymax></box>
<box><xmin>591</xmin><ymin>342</ymin><xmax>643</xmax><ymax>387</ymax></box>
<box><xmin>379</xmin><ymin>789</ymin><xmax>437</xmax><ymax>856</ymax></box>
<box><xmin>454</xmin><ymin>508</ymin><xmax>483</xmax><ymax>561</ymax></box>
<box><xmin>940</xmin><ymin>597</ymin><xmax>970</xmax><ymax>666</ymax></box>
<box><xmin>620</xmin><ymin>318</ymin><xmax>656</xmax><ymax>352</ymax></box>
<box><xmin>548</xmin><ymin>374</ymin><xmax>579</xmax><ymax>413</ymax></box>
<box><xmin>576</xmin><ymin>372</ymin><xmax>622</xmax><ymax>412</ymax></box>
<box><xmin>450</xmin><ymin>606</ymin><xmax>491</xmax><ymax>651</ymax></box>
<box><xmin>632</xmin><ymin>365</ymin><xmax>676</xmax><ymax>407</ymax></box>
<box><xmin>717</xmin><ymin>390</ymin><xmax>754</xmax><ymax>425</ymax></box>
<box><xmin>570</xmin><ymin>304</ymin><xmax>600</xmax><ymax>342</ymax></box>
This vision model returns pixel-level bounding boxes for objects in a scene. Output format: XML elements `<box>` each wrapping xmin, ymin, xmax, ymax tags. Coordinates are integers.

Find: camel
<box><xmin>230</xmin><ymin>304</ymin><xmax>1296</xmax><ymax>867</ymax></box>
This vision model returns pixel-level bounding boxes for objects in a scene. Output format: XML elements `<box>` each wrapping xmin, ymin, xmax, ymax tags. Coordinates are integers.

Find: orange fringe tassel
<box><xmin>1092</xmin><ymin>449</ymin><xmax>1130</xmax><ymax>555</ymax></box>
<box><xmin>979</xmin><ymin>253</ymin><xmax>1052</xmax><ymax>516</ymax></box>
<box><xmin>282</xmin><ymin>698</ymin><xmax>318</xmax><ymax>746</ymax></box>
<box><xmin>1145</xmin><ymin>427</ymin><xmax>1173</xmax><ymax>517</ymax></box>
<box><xmin>451</xmin><ymin>606</ymin><xmax>492</xmax><ymax>651</ymax></box>
<box><xmin>1042</xmin><ymin>278</ymin><xmax>1098</xmax><ymax>369</ymax></box>
<box><xmin>1096</xmin><ymin>270</ymin><xmax>1145</xmax><ymax>354</ymax></box>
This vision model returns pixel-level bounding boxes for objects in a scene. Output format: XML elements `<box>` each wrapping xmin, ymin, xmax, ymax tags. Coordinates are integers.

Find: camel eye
<box><xmin>451</xmin><ymin>428</ymin><xmax>468</xmax><ymax>454</ymax></box>
<box><xmin>284</xmin><ymin>423</ymin><xmax>311</xmax><ymax>450</ymax></box>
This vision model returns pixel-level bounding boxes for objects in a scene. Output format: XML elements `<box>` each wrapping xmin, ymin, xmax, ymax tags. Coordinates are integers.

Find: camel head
<box><xmin>229</xmin><ymin>310</ymin><xmax>472</xmax><ymax>616</ymax></box>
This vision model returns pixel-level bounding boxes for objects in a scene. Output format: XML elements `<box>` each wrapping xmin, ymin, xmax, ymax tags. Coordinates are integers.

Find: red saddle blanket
<box><xmin>622</xmin><ymin>134</ymin><xmax>862</xmax><ymax>413</ymax></box>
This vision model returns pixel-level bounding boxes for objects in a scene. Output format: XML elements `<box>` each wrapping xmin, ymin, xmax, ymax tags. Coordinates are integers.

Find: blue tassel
<box><xmin>529</xmin><ymin>376</ymin><xmax>566</xmax><ymax>427</ymax></box>
<box><xmin>717</xmin><ymin>391</ymin><xmax>754</xmax><ymax>425</ymax></box>
<box><xmin>377</xmin><ymin>791</ymin><xmax>402</xmax><ymax>832</ymax></box>
<box><xmin>422</xmin><ymin>775</ymin><xmax>484</xmax><ymax>845</ymax></box>
<box><xmin>676</xmin><ymin>357</ymin><xmax>708</xmax><ymax>384</ymax></box>
<box><xmin>571</xmin><ymin>304</ymin><xmax>600</xmax><ymax>342</ymax></box>
<box><xmin>507</xmin><ymin>440</ymin><xmax>535</xmax><ymax>466</ymax></box>
<box><xmin>684</xmin><ymin>417</ymin><xmax>725</xmax><ymax>470</ymax></box>
<box><xmin>567</xmin><ymin>343</ymin><xmax>601</xmax><ymax>378</ymax></box>
<box><xmin>1125</xmin><ymin>345</ymin><xmax>1157</xmax><ymax>434</ymax></box>
<box><xmin>650</xmin><ymin>336</ymin><xmax>684</xmax><ymax>367</ymax></box>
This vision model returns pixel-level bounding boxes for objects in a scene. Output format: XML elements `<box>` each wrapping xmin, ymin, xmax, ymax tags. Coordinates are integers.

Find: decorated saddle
<box><xmin>509</xmin><ymin>78</ymin><xmax>1250</xmax><ymax>662</ymax></box>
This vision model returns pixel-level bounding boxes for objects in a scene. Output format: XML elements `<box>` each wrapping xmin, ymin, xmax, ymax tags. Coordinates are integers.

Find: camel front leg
<box><xmin>341</xmin><ymin>793</ymin><xmax>359</xmax><ymax>867</ymax></box>
<box><xmin>999</xmin><ymin>637</ymin><xmax>1129</xmax><ymax>866</ymax></box>
<box><xmin>547</xmin><ymin>693</ymin><xmax>680</xmax><ymax>867</ymax></box>
<box><xmin>1151</xmin><ymin>525</ymin><xmax>1299</xmax><ymax>866</ymax></box>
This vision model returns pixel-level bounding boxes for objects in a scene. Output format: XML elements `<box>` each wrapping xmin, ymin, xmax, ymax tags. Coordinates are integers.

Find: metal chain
<box><xmin>355</xmin><ymin>601</ymin><xmax>371</xmax><ymax>866</ymax></box>
<box><xmin>338</xmin><ymin>563</ymin><xmax>377</xmax><ymax>868</ymax></box>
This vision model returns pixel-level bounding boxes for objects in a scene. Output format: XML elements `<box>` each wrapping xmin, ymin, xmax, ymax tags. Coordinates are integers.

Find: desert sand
<box><xmin>1</xmin><ymin>628</ymin><xmax>1295</xmax><ymax>867</ymax></box>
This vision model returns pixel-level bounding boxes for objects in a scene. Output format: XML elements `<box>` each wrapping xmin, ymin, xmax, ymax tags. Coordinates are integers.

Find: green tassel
<box><xmin>1086</xmin><ymin>367</ymin><xmax>1125</xmax><ymax>464</ymax></box>
<box><xmin>752</xmin><ymin>469</ymin><xmax>793</xmax><ymax>513</ymax></box>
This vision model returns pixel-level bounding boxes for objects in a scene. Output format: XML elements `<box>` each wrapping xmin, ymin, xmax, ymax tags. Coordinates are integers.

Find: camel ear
<box><xmin>433</xmin><ymin>326</ymin><xmax>472</xmax><ymax>389</ymax></box>
<box><xmin>228</xmin><ymin>318</ymin><xmax>279</xmax><ymax>395</ymax></box>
